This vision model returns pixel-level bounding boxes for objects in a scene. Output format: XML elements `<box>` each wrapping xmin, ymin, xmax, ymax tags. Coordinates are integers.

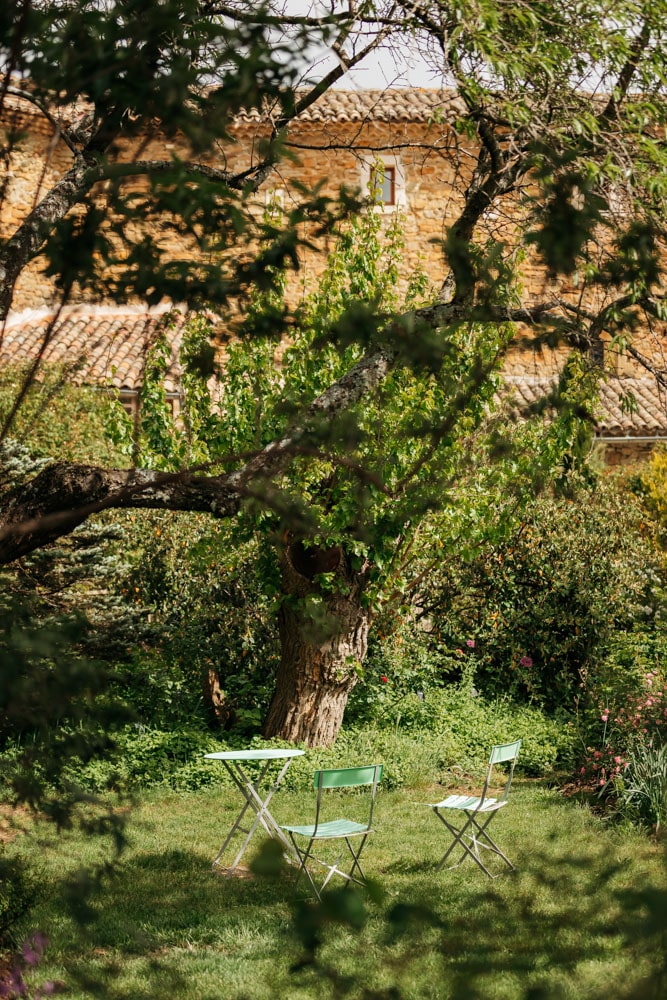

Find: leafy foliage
<box><xmin>418</xmin><ymin>473</ymin><xmax>667</xmax><ymax>711</ymax></box>
<box><xmin>0</xmin><ymin>854</ymin><xmax>40</xmax><ymax>949</ymax></box>
<box><xmin>616</xmin><ymin>740</ymin><xmax>667</xmax><ymax>834</ymax></box>
<box><xmin>121</xmin><ymin>510</ymin><xmax>279</xmax><ymax>731</ymax></box>
<box><xmin>0</xmin><ymin>586</ymin><xmax>133</xmax><ymax>840</ymax></box>
<box><xmin>64</xmin><ymin>680</ymin><xmax>576</xmax><ymax>797</ymax></box>
<box><xmin>0</xmin><ymin>366</ymin><xmax>124</xmax><ymax>467</ymax></box>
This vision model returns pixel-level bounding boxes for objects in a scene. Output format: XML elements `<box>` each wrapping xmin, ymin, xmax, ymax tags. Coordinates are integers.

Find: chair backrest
<box><xmin>480</xmin><ymin>740</ymin><xmax>522</xmax><ymax>805</ymax></box>
<box><xmin>312</xmin><ymin>764</ymin><xmax>383</xmax><ymax>833</ymax></box>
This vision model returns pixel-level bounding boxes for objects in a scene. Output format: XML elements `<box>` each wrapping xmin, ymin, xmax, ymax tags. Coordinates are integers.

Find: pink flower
<box><xmin>601</xmin><ymin>711</ymin><xmax>609</xmax><ymax>722</ymax></box>
<box><xmin>466</xmin><ymin>639</ymin><xmax>475</xmax><ymax>648</ymax></box>
<box><xmin>519</xmin><ymin>655</ymin><xmax>533</xmax><ymax>668</ymax></box>
<box><xmin>614</xmin><ymin>756</ymin><xmax>623</xmax><ymax>764</ymax></box>
<box><xmin>580</xmin><ymin>767</ymin><xmax>586</xmax><ymax>774</ymax></box>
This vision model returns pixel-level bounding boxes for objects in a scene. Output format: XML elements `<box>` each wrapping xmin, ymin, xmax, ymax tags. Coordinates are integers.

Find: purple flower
<box><xmin>22</xmin><ymin>933</ymin><xmax>47</xmax><ymax>967</ymax></box>
<box><xmin>519</xmin><ymin>655</ymin><xmax>533</xmax><ymax>668</ymax></box>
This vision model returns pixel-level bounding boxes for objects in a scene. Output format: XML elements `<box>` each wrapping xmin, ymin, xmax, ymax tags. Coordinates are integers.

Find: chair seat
<box><xmin>430</xmin><ymin>794</ymin><xmax>508</xmax><ymax>813</ymax></box>
<box><xmin>282</xmin><ymin>819</ymin><xmax>370</xmax><ymax>839</ymax></box>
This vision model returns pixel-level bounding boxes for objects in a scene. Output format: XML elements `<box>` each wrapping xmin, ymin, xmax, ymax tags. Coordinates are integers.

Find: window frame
<box><xmin>360</xmin><ymin>156</ymin><xmax>407</xmax><ymax>213</ymax></box>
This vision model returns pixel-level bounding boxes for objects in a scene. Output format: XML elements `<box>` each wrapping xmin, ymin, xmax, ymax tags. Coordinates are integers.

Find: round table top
<box><xmin>204</xmin><ymin>748</ymin><xmax>305</xmax><ymax>762</ymax></box>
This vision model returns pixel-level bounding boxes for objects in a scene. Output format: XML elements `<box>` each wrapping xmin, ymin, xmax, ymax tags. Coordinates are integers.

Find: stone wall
<box><xmin>3</xmin><ymin>91</ymin><xmax>667</xmax><ymax>462</ymax></box>
<box><xmin>1</xmin><ymin>96</ymin><xmax>74</xmax><ymax>309</ymax></box>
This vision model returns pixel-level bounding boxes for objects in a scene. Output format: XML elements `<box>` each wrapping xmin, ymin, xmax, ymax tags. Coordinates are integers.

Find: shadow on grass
<box><xmin>275</xmin><ymin>823</ymin><xmax>667</xmax><ymax>1000</ymax></box>
<box><xmin>370</xmin><ymin>849</ymin><xmax>667</xmax><ymax>1000</ymax></box>
<box><xmin>27</xmin><ymin>817</ymin><xmax>667</xmax><ymax>1000</ymax></box>
<box><xmin>41</xmin><ymin>847</ymin><xmax>298</xmax><ymax>1000</ymax></box>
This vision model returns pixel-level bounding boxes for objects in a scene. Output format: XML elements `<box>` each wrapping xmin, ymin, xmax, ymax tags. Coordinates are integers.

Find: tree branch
<box><xmin>599</xmin><ymin>20</ymin><xmax>652</xmax><ymax>123</ymax></box>
<box><xmin>4</xmin><ymin>86</ymin><xmax>80</xmax><ymax>154</ymax></box>
<box><xmin>0</xmin><ymin>342</ymin><xmax>397</xmax><ymax>563</ymax></box>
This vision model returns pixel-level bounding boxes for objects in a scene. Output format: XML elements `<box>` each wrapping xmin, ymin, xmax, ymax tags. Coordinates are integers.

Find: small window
<box><xmin>370</xmin><ymin>164</ymin><xmax>396</xmax><ymax>206</ymax></box>
<box><xmin>362</xmin><ymin>157</ymin><xmax>406</xmax><ymax>212</ymax></box>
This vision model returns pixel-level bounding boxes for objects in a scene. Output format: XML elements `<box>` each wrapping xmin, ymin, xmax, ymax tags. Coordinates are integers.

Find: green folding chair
<box><xmin>280</xmin><ymin>764</ymin><xmax>383</xmax><ymax>899</ymax></box>
<box><xmin>427</xmin><ymin>740</ymin><xmax>522</xmax><ymax>878</ymax></box>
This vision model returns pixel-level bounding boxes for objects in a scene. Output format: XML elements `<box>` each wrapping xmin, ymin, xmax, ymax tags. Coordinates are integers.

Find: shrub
<box><xmin>614</xmin><ymin>740</ymin><xmax>667</xmax><ymax>834</ymax></box>
<box><xmin>0</xmin><ymin>853</ymin><xmax>40</xmax><ymax>948</ymax></box>
<box><xmin>123</xmin><ymin>512</ymin><xmax>279</xmax><ymax>731</ymax></box>
<box><xmin>420</xmin><ymin>474</ymin><xmax>667</xmax><ymax>713</ymax></box>
<box><xmin>65</xmin><ymin>680</ymin><xmax>576</xmax><ymax>796</ymax></box>
<box><xmin>345</xmin><ymin>615</ymin><xmax>462</xmax><ymax>727</ymax></box>
<box><xmin>576</xmin><ymin>667</ymin><xmax>667</xmax><ymax>832</ymax></box>
<box><xmin>62</xmin><ymin>725</ymin><xmax>225</xmax><ymax>793</ymax></box>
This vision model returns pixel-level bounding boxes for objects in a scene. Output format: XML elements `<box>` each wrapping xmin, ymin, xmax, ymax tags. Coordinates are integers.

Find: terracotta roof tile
<box><xmin>1</xmin><ymin>306</ymin><xmax>189</xmax><ymax>393</ymax></box>
<box><xmin>502</xmin><ymin>374</ymin><xmax>667</xmax><ymax>438</ymax></box>
<box><xmin>3</xmin><ymin>311</ymin><xmax>666</xmax><ymax>439</ymax></box>
<box><xmin>236</xmin><ymin>88</ymin><xmax>463</xmax><ymax>124</ymax></box>
<box><xmin>4</xmin><ymin>84</ymin><xmax>463</xmax><ymax>130</ymax></box>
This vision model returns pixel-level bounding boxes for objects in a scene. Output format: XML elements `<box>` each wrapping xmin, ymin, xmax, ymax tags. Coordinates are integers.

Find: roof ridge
<box><xmin>3</xmin><ymin>302</ymin><xmax>179</xmax><ymax>332</ymax></box>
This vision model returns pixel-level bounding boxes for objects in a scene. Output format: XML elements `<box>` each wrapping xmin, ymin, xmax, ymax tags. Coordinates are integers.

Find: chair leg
<box><xmin>344</xmin><ymin>835</ymin><xmax>368</xmax><ymax>885</ymax></box>
<box><xmin>433</xmin><ymin>809</ymin><xmax>514</xmax><ymax>878</ymax></box>
<box><xmin>468</xmin><ymin>815</ymin><xmax>515</xmax><ymax>871</ymax></box>
<box><xmin>289</xmin><ymin>835</ymin><xmax>371</xmax><ymax>898</ymax></box>
<box><xmin>434</xmin><ymin>810</ymin><xmax>483</xmax><ymax>871</ymax></box>
<box><xmin>289</xmin><ymin>834</ymin><xmax>323</xmax><ymax>899</ymax></box>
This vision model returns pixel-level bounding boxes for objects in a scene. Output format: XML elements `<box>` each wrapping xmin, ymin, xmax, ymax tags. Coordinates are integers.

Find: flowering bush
<box><xmin>577</xmin><ymin>670</ymin><xmax>667</xmax><ymax>831</ymax></box>
<box><xmin>610</xmin><ymin>671</ymin><xmax>667</xmax><ymax>747</ymax></box>
<box><xmin>427</xmin><ymin>475</ymin><xmax>667</xmax><ymax>711</ymax></box>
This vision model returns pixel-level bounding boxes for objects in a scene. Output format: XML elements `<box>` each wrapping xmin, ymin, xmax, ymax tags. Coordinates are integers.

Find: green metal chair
<box><xmin>427</xmin><ymin>740</ymin><xmax>522</xmax><ymax>878</ymax></box>
<box><xmin>280</xmin><ymin>764</ymin><xmax>383</xmax><ymax>899</ymax></box>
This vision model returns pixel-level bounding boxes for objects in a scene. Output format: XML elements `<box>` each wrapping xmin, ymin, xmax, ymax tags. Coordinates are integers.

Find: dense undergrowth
<box><xmin>53</xmin><ymin>683</ymin><xmax>577</xmax><ymax>795</ymax></box>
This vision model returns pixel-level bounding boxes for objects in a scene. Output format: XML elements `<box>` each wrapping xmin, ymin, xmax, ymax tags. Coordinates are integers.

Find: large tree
<box><xmin>3</xmin><ymin>1</ymin><xmax>667</xmax><ymax>744</ymax></box>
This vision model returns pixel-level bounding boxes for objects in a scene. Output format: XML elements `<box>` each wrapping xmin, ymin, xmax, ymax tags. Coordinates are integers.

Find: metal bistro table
<box><xmin>205</xmin><ymin>748</ymin><xmax>305</xmax><ymax>876</ymax></box>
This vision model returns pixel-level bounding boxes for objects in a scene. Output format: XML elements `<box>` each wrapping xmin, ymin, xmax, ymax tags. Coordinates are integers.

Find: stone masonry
<box><xmin>2</xmin><ymin>87</ymin><xmax>667</xmax><ymax>462</ymax></box>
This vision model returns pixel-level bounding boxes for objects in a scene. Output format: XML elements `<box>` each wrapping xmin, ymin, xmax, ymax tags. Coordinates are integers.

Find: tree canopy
<box><xmin>2</xmin><ymin>1</ymin><xmax>667</xmax><ymax>557</ymax></box>
<box><xmin>3</xmin><ymin>1</ymin><xmax>667</xmax><ymax>742</ymax></box>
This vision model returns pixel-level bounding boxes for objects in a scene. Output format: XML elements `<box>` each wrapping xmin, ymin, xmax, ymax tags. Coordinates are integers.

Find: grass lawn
<box><xmin>8</xmin><ymin>780</ymin><xmax>667</xmax><ymax>999</ymax></box>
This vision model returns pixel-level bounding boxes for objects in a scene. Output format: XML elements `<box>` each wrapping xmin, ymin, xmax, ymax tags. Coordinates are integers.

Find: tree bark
<box><xmin>262</xmin><ymin>539</ymin><xmax>370</xmax><ymax>747</ymax></box>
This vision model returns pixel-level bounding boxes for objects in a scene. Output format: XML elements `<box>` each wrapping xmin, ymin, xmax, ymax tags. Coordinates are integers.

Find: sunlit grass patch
<box><xmin>6</xmin><ymin>782</ymin><xmax>666</xmax><ymax>999</ymax></box>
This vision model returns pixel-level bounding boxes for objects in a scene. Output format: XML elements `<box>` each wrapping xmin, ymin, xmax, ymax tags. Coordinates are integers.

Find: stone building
<box><xmin>2</xmin><ymin>87</ymin><xmax>666</xmax><ymax>463</ymax></box>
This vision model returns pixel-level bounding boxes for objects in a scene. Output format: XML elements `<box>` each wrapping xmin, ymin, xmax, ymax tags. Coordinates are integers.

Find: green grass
<box><xmin>7</xmin><ymin>781</ymin><xmax>667</xmax><ymax>1000</ymax></box>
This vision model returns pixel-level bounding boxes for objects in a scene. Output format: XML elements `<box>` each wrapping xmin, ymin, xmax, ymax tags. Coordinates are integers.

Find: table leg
<box><xmin>212</xmin><ymin>758</ymin><xmax>297</xmax><ymax>874</ymax></box>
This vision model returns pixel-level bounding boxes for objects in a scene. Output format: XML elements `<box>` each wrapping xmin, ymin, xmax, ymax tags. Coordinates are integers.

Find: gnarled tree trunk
<box><xmin>262</xmin><ymin>539</ymin><xmax>370</xmax><ymax>747</ymax></box>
